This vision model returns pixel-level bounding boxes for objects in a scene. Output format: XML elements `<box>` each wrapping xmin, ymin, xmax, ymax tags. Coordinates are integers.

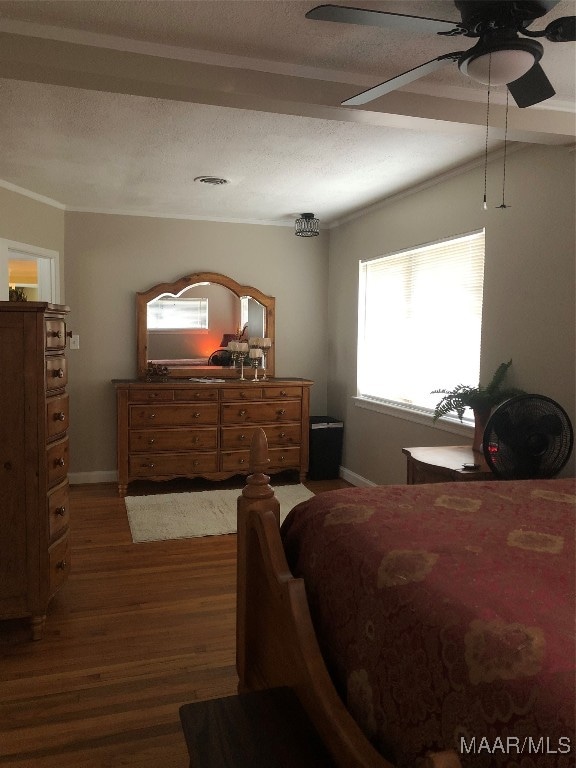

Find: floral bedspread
<box><xmin>281</xmin><ymin>479</ymin><xmax>576</xmax><ymax>768</ymax></box>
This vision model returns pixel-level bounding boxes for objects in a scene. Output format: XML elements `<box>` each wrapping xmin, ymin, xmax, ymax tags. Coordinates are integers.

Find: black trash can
<box><xmin>308</xmin><ymin>417</ymin><xmax>344</xmax><ymax>480</ymax></box>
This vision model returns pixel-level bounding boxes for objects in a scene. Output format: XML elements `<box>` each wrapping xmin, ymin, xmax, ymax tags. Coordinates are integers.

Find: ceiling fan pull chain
<box><xmin>483</xmin><ymin>53</ymin><xmax>492</xmax><ymax>211</ymax></box>
<box><xmin>497</xmin><ymin>92</ymin><xmax>511</xmax><ymax>210</ymax></box>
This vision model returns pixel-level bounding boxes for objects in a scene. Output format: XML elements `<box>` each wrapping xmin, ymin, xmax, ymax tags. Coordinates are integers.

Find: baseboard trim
<box><xmin>69</xmin><ymin>470</ymin><xmax>117</xmax><ymax>485</ymax></box>
<box><xmin>339</xmin><ymin>466</ymin><xmax>376</xmax><ymax>488</ymax></box>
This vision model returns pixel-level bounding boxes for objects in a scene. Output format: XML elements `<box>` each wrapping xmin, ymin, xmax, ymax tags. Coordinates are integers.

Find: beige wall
<box><xmin>0</xmin><ymin>187</ymin><xmax>65</xmax><ymax>296</ymax></box>
<box><xmin>328</xmin><ymin>144</ymin><xmax>576</xmax><ymax>484</ymax></box>
<box><xmin>63</xmin><ymin>213</ymin><xmax>329</xmax><ymax>477</ymax></box>
<box><xmin>2</xmin><ymin>144</ymin><xmax>574</xmax><ymax>483</ymax></box>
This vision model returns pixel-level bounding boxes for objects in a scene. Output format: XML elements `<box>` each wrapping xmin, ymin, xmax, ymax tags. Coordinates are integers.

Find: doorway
<box><xmin>0</xmin><ymin>239</ymin><xmax>60</xmax><ymax>303</ymax></box>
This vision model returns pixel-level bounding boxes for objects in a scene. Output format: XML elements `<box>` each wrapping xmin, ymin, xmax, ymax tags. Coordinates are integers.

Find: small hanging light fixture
<box><xmin>295</xmin><ymin>213</ymin><xmax>320</xmax><ymax>237</ymax></box>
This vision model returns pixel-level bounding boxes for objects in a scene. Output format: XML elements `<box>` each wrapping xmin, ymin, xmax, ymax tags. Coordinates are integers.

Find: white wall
<box><xmin>63</xmin><ymin>213</ymin><xmax>329</xmax><ymax>477</ymax></box>
<box><xmin>327</xmin><ymin>144</ymin><xmax>576</xmax><ymax>484</ymax></box>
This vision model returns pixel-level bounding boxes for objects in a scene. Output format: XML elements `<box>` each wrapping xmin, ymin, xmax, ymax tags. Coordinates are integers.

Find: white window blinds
<box><xmin>358</xmin><ymin>230</ymin><xmax>485</xmax><ymax>415</ymax></box>
<box><xmin>147</xmin><ymin>297</ymin><xmax>208</xmax><ymax>330</ymax></box>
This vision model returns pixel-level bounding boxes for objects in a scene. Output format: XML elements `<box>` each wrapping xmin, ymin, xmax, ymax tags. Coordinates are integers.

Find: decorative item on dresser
<box><xmin>0</xmin><ymin>302</ymin><xmax>71</xmax><ymax>640</ymax></box>
<box><xmin>431</xmin><ymin>359</ymin><xmax>525</xmax><ymax>453</ymax></box>
<box><xmin>113</xmin><ymin>379</ymin><xmax>313</xmax><ymax>497</ymax></box>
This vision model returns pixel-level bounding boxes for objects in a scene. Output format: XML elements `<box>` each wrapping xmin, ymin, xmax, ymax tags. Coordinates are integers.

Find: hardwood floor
<box><xmin>0</xmin><ymin>475</ymin><xmax>348</xmax><ymax>767</ymax></box>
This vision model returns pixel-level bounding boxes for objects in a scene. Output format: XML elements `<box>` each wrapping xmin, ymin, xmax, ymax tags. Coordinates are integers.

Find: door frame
<box><xmin>0</xmin><ymin>239</ymin><xmax>61</xmax><ymax>303</ymax></box>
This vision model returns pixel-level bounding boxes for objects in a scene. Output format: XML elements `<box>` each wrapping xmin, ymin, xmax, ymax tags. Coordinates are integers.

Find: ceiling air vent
<box><xmin>194</xmin><ymin>176</ymin><xmax>229</xmax><ymax>185</ymax></box>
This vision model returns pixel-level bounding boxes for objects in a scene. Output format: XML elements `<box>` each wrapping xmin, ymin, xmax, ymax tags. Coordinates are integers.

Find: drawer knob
<box><xmin>193</xmin><ymin>460</ymin><xmax>199</xmax><ymax>466</ymax></box>
<box><xmin>143</xmin><ymin>462</ymin><xmax>155</xmax><ymax>468</ymax></box>
<box><xmin>192</xmin><ymin>436</ymin><xmax>199</xmax><ymax>443</ymax></box>
<box><xmin>239</xmin><ymin>434</ymin><xmax>246</xmax><ymax>440</ymax></box>
<box><xmin>280</xmin><ymin>390</ymin><xmax>287</xmax><ymax>396</ymax></box>
<box><xmin>277</xmin><ymin>409</ymin><xmax>286</xmax><ymax>415</ymax></box>
<box><xmin>149</xmin><ymin>393</ymin><xmax>159</xmax><ymax>399</ymax></box>
<box><xmin>53</xmin><ymin>368</ymin><xmax>65</xmax><ymax>378</ymax></box>
<box><xmin>149</xmin><ymin>413</ymin><xmax>156</xmax><ymax>419</ymax></box>
<box><xmin>54</xmin><ymin>412</ymin><xmax>66</xmax><ymax>421</ymax></box>
<box><xmin>239</xmin><ymin>458</ymin><xmax>245</xmax><ymax>464</ymax></box>
<box><xmin>239</xmin><ymin>409</ymin><xmax>247</xmax><ymax>416</ymax></box>
<box><xmin>148</xmin><ymin>438</ymin><xmax>155</xmax><ymax>444</ymax></box>
<box><xmin>55</xmin><ymin>506</ymin><xmax>66</xmax><ymax>516</ymax></box>
<box><xmin>57</xmin><ymin>559</ymin><xmax>67</xmax><ymax>570</ymax></box>
<box><xmin>240</xmin><ymin>392</ymin><xmax>246</xmax><ymax>398</ymax></box>
<box><xmin>280</xmin><ymin>455</ymin><xmax>285</xmax><ymax>461</ymax></box>
<box><xmin>51</xmin><ymin>330</ymin><xmax>63</xmax><ymax>339</ymax></box>
<box><xmin>279</xmin><ymin>432</ymin><xmax>286</xmax><ymax>438</ymax></box>
<box><xmin>193</xmin><ymin>412</ymin><xmax>201</xmax><ymax>418</ymax></box>
<box><xmin>56</xmin><ymin>457</ymin><xmax>65</xmax><ymax>467</ymax></box>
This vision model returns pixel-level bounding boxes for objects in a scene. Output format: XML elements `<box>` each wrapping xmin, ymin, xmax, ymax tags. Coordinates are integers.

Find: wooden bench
<box><xmin>179</xmin><ymin>686</ymin><xmax>335</xmax><ymax>767</ymax></box>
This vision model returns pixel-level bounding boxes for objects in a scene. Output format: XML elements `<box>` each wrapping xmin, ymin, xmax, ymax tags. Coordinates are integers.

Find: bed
<box><xmin>236</xmin><ymin>429</ymin><xmax>575</xmax><ymax>768</ymax></box>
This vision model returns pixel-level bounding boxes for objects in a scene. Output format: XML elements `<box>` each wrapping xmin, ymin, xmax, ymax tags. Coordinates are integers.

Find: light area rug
<box><xmin>125</xmin><ymin>484</ymin><xmax>315</xmax><ymax>543</ymax></box>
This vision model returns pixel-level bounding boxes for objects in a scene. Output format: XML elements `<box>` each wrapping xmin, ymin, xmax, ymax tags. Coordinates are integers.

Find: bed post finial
<box><xmin>238</xmin><ymin>428</ymin><xmax>280</xmax><ymax>521</ymax></box>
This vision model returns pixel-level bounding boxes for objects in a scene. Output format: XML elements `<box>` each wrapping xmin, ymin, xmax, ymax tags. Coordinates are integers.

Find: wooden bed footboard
<box><xmin>236</xmin><ymin>428</ymin><xmax>461</xmax><ymax>768</ymax></box>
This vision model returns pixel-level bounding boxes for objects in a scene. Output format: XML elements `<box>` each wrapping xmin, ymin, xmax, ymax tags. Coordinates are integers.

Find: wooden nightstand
<box><xmin>402</xmin><ymin>445</ymin><xmax>494</xmax><ymax>484</ymax></box>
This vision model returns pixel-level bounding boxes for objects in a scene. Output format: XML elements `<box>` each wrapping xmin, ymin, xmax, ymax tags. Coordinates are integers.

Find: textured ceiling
<box><xmin>0</xmin><ymin>0</ymin><xmax>574</xmax><ymax>225</ymax></box>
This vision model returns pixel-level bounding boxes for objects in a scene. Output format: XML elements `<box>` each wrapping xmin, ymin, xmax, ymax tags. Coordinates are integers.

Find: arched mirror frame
<box><xmin>136</xmin><ymin>272</ymin><xmax>276</xmax><ymax>380</ymax></box>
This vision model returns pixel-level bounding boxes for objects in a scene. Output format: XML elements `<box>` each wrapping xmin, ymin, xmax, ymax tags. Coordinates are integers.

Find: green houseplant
<box><xmin>431</xmin><ymin>360</ymin><xmax>526</xmax><ymax>452</ymax></box>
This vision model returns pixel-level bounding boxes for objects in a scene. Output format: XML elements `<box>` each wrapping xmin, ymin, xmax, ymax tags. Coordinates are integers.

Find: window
<box><xmin>357</xmin><ymin>230</ymin><xmax>485</xmax><ymax>418</ymax></box>
<box><xmin>147</xmin><ymin>296</ymin><xmax>208</xmax><ymax>330</ymax></box>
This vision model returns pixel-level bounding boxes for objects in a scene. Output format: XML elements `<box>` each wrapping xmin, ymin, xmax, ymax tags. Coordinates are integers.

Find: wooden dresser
<box><xmin>0</xmin><ymin>302</ymin><xmax>71</xmax><ymax>640</ymax></box>
<box><xmin>114</xmin><ymin>378</ymin><xmax>313</xmax><ymax>496</ymax></box>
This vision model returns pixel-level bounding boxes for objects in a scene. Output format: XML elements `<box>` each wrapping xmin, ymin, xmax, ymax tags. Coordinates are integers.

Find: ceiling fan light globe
<box><xmin>458</xmin><ymin>38</ymin><xmax>544</xmax><ymax>86</ymax></box>
<box><xmin>462</xmin><ymin>49</ymin><xmax>537</xmax><ymax>85</ymax></box>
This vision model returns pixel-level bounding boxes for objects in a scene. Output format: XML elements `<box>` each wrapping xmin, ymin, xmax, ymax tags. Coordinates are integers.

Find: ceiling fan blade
<box><xmin>342</xmin><ymin>54</ymin><xmax>461</xmax><ymax>106</ymax></box>
<box><xmin>306</xmin><ymin>4</ymin><xmax>461</xmax><ymax>35</ymax></box>
<box><xmin>507</xmin><ymin>62</ymin><xmax>555</xmax><ymax>107</ymax></box>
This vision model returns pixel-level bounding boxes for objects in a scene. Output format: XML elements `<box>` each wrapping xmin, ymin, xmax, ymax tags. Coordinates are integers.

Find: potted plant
<box><xmin>431</xmin><ymin>360</ymin><xmax>526</xmax><ymax>452</ymax></box>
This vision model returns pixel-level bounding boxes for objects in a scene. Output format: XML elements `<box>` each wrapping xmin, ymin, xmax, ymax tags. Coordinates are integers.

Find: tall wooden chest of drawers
<box><xmin>114</xmin><ymin>379</ymin><xmax>313</xmax><ymax>496</ymax></box>
<box><xmin>0</xmin><ymin>302</ymin><xmax>71</xmax><ymax>640</ymax></box>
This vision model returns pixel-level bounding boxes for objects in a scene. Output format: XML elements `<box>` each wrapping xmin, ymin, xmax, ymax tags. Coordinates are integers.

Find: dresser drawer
<box><xmin>130</xmin><ymin>403</ymin><xmax>218</xmax><ymax>427</ymax></box>
<box><xmin>268</xmin><ymin>446</ymin><xmax>301</xmax><ymax>470</ymax></box>
<box><xmin>129</xmin><ymin>452</ymin><xmax>218</xmax><ymax>478</ymax></box>
<box><xmin>45</xmin><ymin>355</ymin><xmax>68</xmax><ymax>391</ymax></box>
<box><xmin>45</xmin><ymin>318</ymin><xmax>67</xmax><ymax>351</ymax></box>
<box><xmin>221</xmin><ymin>423</ymin><xmax>301</xmax><ymax>450</ymax></box>
<box><xmin>221</xmin><ymin>400</ymin><xmax>301</xmax><ymax>424</ymax></box>
<box><xmin>130</xmin><ymin>389</ymin><xmax>174</xmax><ymax>402</ymax></box>
<box><xmin>130</xmin><ymin>427</ymin><xmax>217</xmax><ymax>452</ymax></box>
<box><xmin>46</xmin><ymin>437</ymin><xmax>69</xmax><ymax>487</ymax></box>
<box><xmin>221</xmin><ymin>446</ymin><xmax>301</xmax><ymax>472</ymax></box>
<box><xmin>263</xmin><ymin>386</ymin><xmax>302</xmax><ymax>399</ymax></box>
<box><xmin>46</xmin><ymin>393</ymin><xmax>69</xmax><ymax>440</ymax></box>
<box><xmin>49</xmin><ymin>535</ymin><xmax>70</xmax><ymax>593</ymax></box>
<box><xmin>48</xmin><ymin>481</ymin><xmax>70</xmax><ymax>540</ymax></box>
<box><xmin>221</xmin><ymin>387</ymin><xmax>263</xmax><ymax>401</ymax></box>
<box><xmin>173</xmin><ymin>388</ymin><xmax>219</xmax><ymax>402</ymax></box>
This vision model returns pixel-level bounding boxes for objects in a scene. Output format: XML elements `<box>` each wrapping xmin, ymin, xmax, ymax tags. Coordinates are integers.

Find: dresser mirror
<box><xmin>136</xmin><ymin>272</ymin><xmax>275</xmax><ymax>379</ymax></box>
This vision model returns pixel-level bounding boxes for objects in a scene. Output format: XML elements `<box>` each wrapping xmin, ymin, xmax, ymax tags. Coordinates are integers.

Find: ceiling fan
<box><xmin>306</xmin><ymin>1</ymin><xmax>576</xmax><ymax>107</ymax></box>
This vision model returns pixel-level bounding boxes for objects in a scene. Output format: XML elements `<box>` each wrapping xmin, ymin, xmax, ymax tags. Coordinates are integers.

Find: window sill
<box><xmin>353</xmin><ymin>396</ymin><xmax>474</xmax><ymax>438</ymax></box>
